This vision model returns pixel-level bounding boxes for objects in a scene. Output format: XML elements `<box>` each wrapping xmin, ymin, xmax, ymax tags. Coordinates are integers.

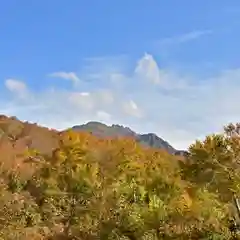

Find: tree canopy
<box><xmin>0</xmin><ymin>123</ymin><xmax>240</xmax><ymax>239</ymax></box>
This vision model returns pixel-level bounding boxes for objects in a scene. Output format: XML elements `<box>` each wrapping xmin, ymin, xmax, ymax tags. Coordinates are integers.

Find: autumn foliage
<box><xmin>0</xmin><ymin>116</ymin><xmax>240</xmax><ymax>239</ymax></box>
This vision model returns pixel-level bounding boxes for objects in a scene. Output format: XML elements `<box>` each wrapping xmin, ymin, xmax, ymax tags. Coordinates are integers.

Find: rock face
<box><xmin>71</xmin><ymin>121</ymin><xmax>188</xmax><ymax>156</ymax></box>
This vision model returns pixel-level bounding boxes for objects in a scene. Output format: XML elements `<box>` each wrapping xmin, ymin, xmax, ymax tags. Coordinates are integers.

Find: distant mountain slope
<box><xmin>72</xmin><ymin>121</ymin><xmax>188</xmax><ymax>156</ymax></box>
<box><xmin>137</xmin><ymin>133</ymin><xmax>176</xmax><ymax>154</ymax></box>
<box><xmin>0</xmin><ymin>114</ymin><xmax>187</xmax><ymax>178</ymax></box>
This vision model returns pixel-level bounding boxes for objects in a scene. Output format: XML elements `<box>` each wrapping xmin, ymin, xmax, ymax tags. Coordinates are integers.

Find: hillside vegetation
<box><xmin>0</xmin><ymin>115</ymin><xmax>239</xmax><ymax>239</ymax></box>
<box><xmin>72</xmin><ymin>121</ymin><xmax>187</xmax><ymax>156</ymax></box>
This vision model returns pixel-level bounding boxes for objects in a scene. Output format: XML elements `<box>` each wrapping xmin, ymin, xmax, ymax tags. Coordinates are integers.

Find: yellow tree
<box><xmin>0</xmin><ymin>166</ymin><xmax>44</xmax><ymax>240</ymax></box>
<box><xmin>25</xmin><ymin>130</ymin><xmax>106</xmax><ymax>239</ymax></box>
<box><xmin>24</xmin><ymin>130</ymin><xmax>234</xmax><ymax>239</ymax></box>
<box><xmin>180</xmin><ymin>123</ymin><xmax>240</xmax><ymax>237</ymax></box>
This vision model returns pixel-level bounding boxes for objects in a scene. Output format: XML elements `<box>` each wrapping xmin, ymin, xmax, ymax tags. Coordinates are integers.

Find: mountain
<box><xmin>0</xmin><ymin>114</ymin><xmax>187</xmax><ymax>182</ymax></box>
<box><xmin>0</xmin><ymin>114</ymin><xmax>187</xmax><ymax>175</ymax></box>
<box><xmin>72</xmin><ymin>121</ymin><xmax>188</xmax><ymax>156</ymax></box>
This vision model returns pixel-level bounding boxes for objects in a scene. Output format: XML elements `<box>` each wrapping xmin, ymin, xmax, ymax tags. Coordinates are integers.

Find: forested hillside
<box><xmin>0</xmin><ymin>115</ymin><xmax>239</xmax><ymax>239</ymax></box>
<box><xmin>72</xmin><ymin>121</ymin><xmax>187</xmax><ymax>156</ymax></box>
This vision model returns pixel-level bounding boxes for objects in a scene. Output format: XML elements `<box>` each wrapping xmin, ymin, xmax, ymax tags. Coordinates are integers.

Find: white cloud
<box><xmin>68</xmin><ymin>91</ymin><xmax>94</xmax><ymax>111</ymax></box>
<box><xmin>96</xmin><ymin>110</ymin><xmax>112</xmax><ymax>122</ymax></box>
<box><xmin>95</xmin><ymin>90</ymin><xmax>114</xmax><ymax>105</ymax></box>
<box><xmin>135</xmin><ymin>53</ymin><xmax>161</xmax><ymax>84</ymax></box>
<box><xmin>5</xmin><ymin>79</ymin><xmax>28</xmax><ymax>98</ymax></box>
<box><xmin>177</xmin><ymin>30</ymin><xmax>212</xmax><ymax>43</ymax></box>
<box><xmin>48</xmin><ymin>71</ymin><xmax>80</xmax><ymax>84</ymax></box>
<box><xmin>79</xmin><ymin>92</ymin><xmax>90</xmax><ymax>96</ymax></box>
<box><xmin>158</xmin><ymin>30</ymin><xmax>212</xmax><ymax>46</ymax></box>
<box><xmin>123</xmin><ymin>100</ymin><xmax>142</xmax><ymax>118</ymax></box>
<box><xmin>2</xmin><ymin>53</ymin><xmax>240</xmax><ymax>150</ymax></box>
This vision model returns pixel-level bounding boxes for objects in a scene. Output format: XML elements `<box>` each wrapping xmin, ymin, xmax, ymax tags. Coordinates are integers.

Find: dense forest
<box><xmin>0</xmin><ymin>115</ymin><xmax>240</xmax><ymax>239</ymax></box>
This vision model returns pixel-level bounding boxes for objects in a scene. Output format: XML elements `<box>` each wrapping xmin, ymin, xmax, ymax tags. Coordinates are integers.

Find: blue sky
<box><xmin>1</xmin><ymin>0</ymin><xmax>240</xmax><ymax>149</ymax></box>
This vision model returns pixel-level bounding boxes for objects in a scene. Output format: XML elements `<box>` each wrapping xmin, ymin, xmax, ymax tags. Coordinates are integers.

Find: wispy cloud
<box><xmin>157</xmin><ymin>30</ymin><xmax>212</xmax><ymax>45</ymax></box>
<box><xmin>5</xmin><ymin>79</ymin><xmax>28</xmax><ymax>99</ymax></box>
<box><xmin>48</xmin><ymin>72</ymin><xmax>80</xmax><ymax>84</ymax></box>
<box><xmin>2</xmin><ymin>53</ymin><xmax>240</xmax><ymax>150</ymax></box>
